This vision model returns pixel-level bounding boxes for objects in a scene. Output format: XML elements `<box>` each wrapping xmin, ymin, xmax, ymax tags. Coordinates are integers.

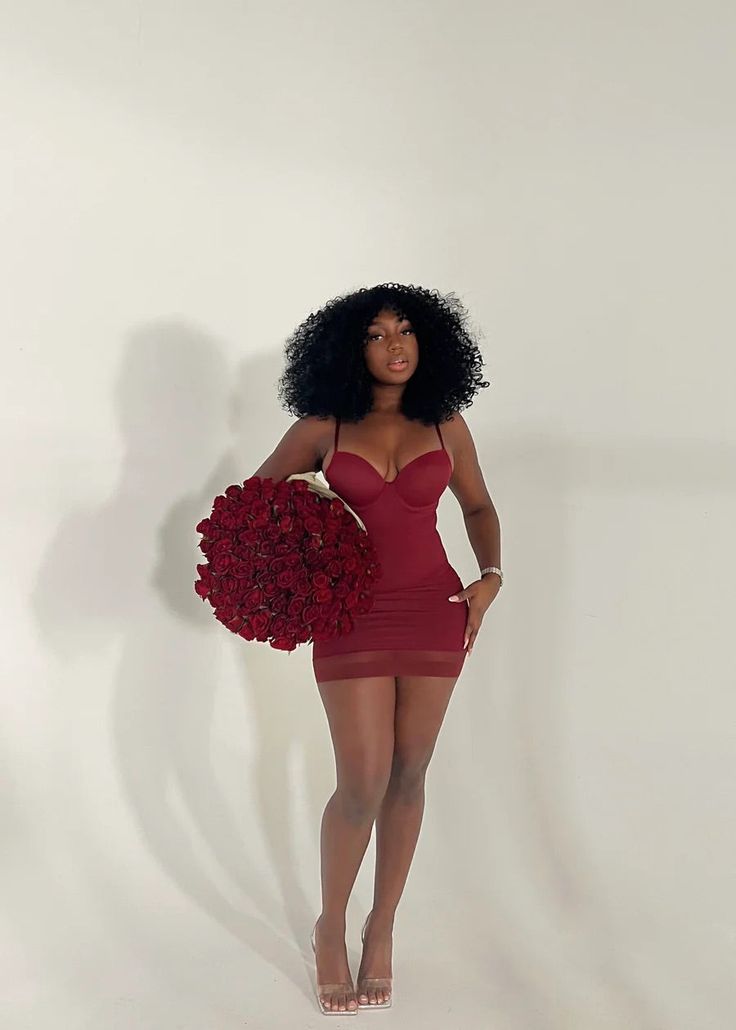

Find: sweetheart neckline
<box><xmin>325</xmin><ymin>447</ymin><xmax>451</xmax><ymax>485</ymax></box>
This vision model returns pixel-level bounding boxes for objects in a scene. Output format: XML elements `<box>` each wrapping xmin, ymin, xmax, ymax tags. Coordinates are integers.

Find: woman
<box><xmin>253</xmin><ymin>282</ymin><xmax>502</xmax><ymax>1014</ymax></box>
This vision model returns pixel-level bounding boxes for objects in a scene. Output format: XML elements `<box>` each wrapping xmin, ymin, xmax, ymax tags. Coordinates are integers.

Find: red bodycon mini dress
<box><xmin>311</xmin><ymin>416</ymin><xmax>469</xmax><ymax>684</ymax></box>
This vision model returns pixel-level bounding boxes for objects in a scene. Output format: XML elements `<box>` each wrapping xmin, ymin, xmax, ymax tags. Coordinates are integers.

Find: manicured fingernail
<box><xmin>448</xmin><ymin>595</ymin><xmax>458</xmax><ymax>601</ymax></box>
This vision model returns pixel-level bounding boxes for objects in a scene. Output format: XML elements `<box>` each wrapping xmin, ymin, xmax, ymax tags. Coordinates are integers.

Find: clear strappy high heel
<box><xmin>357</xmin><ymin>911</ymin><xmax>393</xmax><ymax>1010</ymax></box>
<box><xmin>310</xmin><ymin>920</ymin><xmax>358</xmax><ymax>1017</ymax></box>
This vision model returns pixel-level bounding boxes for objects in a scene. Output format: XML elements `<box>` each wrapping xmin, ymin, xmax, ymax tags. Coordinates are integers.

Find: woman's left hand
<box><xmin>448</xmin><ymin>576</ymin><xmax>500</xmax><ymax>654</ymax></box>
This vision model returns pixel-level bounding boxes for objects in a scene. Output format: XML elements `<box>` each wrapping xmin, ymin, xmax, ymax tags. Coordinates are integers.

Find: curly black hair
<box><xmin>276</xmin><ymin>282</ymin><xmax>490</xmax><ymax>425</ymax></box>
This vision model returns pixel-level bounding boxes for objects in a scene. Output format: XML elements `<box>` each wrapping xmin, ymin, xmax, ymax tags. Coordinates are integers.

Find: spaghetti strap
<box><xmin>434</xmin><ymin>421</ymin><xmax>445</xmax><ymax>451</ymax></box>
<box><xmin>334</xmin><ymin>415</ymin><xmax>341</xmax><ymax>452</ymax></box>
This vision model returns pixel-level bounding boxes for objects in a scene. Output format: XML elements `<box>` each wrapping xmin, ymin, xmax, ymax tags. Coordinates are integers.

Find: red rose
<box><xmin>292</xmin><ymin>576</ymin><xmax>310</xmax><ymax>598</ymax></box>
<box><xmin>212</xmin><ymin>553</ymin><xmax>233</xmax><ymax>575</ymax></box>
<box><xmin>288</xmin><ymin>596</ymin><xmax>305</xmax><ymax>616</ymax></box>
<box><xmin>270</xmin><ymin>614</ymin><xmax>288</xmax><ymax>636</ymax></box>
<box><xmin>276</xmin><ymin>568</ymin><xmax>296</xmax><ymax>589</ymax></box>
<box><xmin>271</xmin><ymin>593</ymin><xmax>289</xmax><ymax>614</ymax></box>
<box><xmin>251</xmin><ymin>610</ymin><xmax>271</xmax><ymax>637</ymax></box>
<box><xmin>271</xmin><ymin>636</ymin><xmax>297</xmax><ymax>651</ymax></box>
<box><xmin>238</xmin><ymin>619</ymin><xmax>256</xmax><ymax>640</ymax></box>
<box><xmin>304</xmin><ymin>515</ymin><xmax>322</xmax><ymax>534</ymax></box>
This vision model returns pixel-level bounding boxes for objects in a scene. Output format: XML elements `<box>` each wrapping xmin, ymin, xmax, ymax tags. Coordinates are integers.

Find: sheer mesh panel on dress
<box><xmin>313</xmin><ymin>648</ymin><xmax>466</xmax><ymax>682</ymax></box>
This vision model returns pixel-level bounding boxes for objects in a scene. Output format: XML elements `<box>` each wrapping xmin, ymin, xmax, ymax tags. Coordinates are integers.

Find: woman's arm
<box><xmin>444</xmin><ymin>412</ymin><xmax>502</xmax><ymax>653</ymax></box>
<box><xmin>445</xmin><ymin>412</ymin><xmax>501</xmax><ymax>575</ymax></box>
<box><xmin>250</xmin><ymin>415</ymin><xmax>328</xmax><ymax>482</ymax></box>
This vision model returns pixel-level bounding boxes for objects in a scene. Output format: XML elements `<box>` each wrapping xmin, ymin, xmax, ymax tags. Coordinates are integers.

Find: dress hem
<box><xmin>312</xmin><ymin>647</ymin><xmax>467</xmax><ymax>683</ymax></box>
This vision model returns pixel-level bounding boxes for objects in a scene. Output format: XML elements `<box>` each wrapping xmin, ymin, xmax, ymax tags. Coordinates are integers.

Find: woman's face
<box><xmin>363</xmin><ymin>308</ymin><xmax>418</xmax><ymax>384</ymax></box>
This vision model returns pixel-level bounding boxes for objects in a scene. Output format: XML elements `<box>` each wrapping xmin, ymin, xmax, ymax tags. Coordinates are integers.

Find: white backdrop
<box><xmin>2</xmin><ymin>2</ymin><xmax>735</xmax><ymax>1028</ymax></box>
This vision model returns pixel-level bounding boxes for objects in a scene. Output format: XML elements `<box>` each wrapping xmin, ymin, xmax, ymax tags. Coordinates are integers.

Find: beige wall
<box><xmin>2</xmin><ymin>2</ymin><xmax>735</xmax><ymax>1027</ymax></box>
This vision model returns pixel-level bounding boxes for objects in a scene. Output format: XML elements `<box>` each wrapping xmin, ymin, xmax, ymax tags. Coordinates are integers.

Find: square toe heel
<box><xmin>311</xmin><ymin>923</ymin><xmax>358</xmax><ymax>1017</ymax></box>
<box><xmin>357</xmin><ymin>912</ymin><xmax>393</xmax><ymax>1010</ymax></box>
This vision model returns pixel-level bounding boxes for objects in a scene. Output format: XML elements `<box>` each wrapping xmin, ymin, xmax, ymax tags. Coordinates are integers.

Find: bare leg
<box><xmin>356</xmin><ymin>673</ymin><xmax>459</xmax><ymax>1006</ymax></box>
<box><xmin>313</xmin><ymin>674</ymin><xmax>396</xmax><ymax>1013</ymax></box>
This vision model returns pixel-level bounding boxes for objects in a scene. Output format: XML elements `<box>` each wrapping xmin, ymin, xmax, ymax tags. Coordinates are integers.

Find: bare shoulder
<box><xmin>440</xmin><ymin>409</ymin><xmax>469</xmax><ymax>428</ymax></box>
<box><xmin>250</xmin><ymin>413</ymin><xmax>335</xmax><ymax>480</ymax></box>
<box><xmin>440</xmin><ymin>410</ymin><xmax>474</xmax><ymax>447</ymax></box>
<box><xmin>289</xmin><ymin>413</ymin><xmax>334</xmax><ymax>441</ymax></box>
<box><xmin>302</xmin><ymin>414</ymin><xmax>338</xmax><ymax>455</ymax></box>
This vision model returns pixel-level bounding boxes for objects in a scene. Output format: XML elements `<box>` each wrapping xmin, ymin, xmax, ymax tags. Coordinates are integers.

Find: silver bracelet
<box><xmin>480</xmin><ymin>565</ymin><xmax>503</xmax><ymax>586</ymax></box>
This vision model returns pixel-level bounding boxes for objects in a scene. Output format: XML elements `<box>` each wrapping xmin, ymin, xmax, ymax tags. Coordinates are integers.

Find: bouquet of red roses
<box><xmin>194</xmin><ymin>472</ymin><xmax>381</xmax><ymax>652</ymax></box>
